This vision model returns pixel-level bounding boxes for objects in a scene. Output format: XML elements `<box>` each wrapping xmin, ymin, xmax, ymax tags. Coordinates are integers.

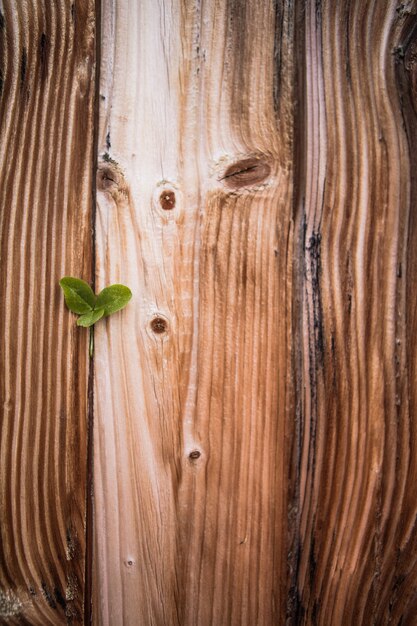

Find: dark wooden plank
<box><xmin>0</xmin><ymin>2</ymin><xmax>97</xmax><ymax>623</ymax></box>
<box><xmin>291</xmin><ymin>2</ymin><xmax>417</xmax><ymax>624</ymax></box>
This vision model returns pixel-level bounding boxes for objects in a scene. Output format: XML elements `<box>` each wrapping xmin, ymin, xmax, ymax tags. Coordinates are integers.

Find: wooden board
<box><xmin>0</xmin><ymin>1</ymin><xmax>96</xmax><ymax>623</ymax></box>
<box><xmin>2</xmin><ymin>1</ymin><xmax>417</xmax><ymax>624</ymax></box>
<box><xmin>294</xmin><ymin>2</ymin><xmax>417</xmax><ymax>623</ymax></box>
<box><xmin>94</xmin><ymin>0</ymin><xmax>296</xmax><ymax>623</ymax></box>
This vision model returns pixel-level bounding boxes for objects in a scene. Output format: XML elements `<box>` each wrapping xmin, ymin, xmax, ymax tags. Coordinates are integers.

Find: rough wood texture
<box><xmin>293</xmin><ymin>1</ymin><xmax>417</xmax><ymax>624</ymax></box>
<box><xmin>0</xmin><ymin>1</ymin><xmax>96</xmax><ymax>623</ymax></box>
<box><xmin>94</xmin><ymin>1</ymin><xmax>417</xmax><ymax>624</ymax></box>
<box><xmin>2</xmin><ymin>1</ymin><xmax>417</xmax><ymax>625</ymax></box>
<box><xmin>94</xmin><ymin>0</ymin><xmax>295</xmax><ymax>624</ymax></box>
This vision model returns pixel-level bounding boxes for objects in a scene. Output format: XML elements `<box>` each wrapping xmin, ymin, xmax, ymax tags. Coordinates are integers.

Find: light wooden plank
<box><xmin>94</xmin><ymin>1</ymin><xmax>296</xmax><ymax>623</ymax></box>
<box><xmin>0</xmin><ymin>1</ymin><xmax>97</xmax><ymax>623</ymax></box>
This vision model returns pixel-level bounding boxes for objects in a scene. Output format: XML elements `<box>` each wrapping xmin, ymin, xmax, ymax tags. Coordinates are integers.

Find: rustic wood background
<box><xmin>1</xmin><ymin>1</ymin><xmax>417</xmax><ymax>625</ymax></box>
<box><xmin>0</xmin><ymin>0</ymin><xmax>96</xmax><ymax>623</ymax></box>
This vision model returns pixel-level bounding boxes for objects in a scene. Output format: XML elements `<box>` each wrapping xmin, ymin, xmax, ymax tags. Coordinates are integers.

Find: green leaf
<box><xmin>76</xmin><ymin>308</ymin><xmax>105</xmax><ymax>327</ymax></box>
<box><xmin>59</xmin><ymin>277</ymin><xmax>96</xmax><ymax>314</ymax></box>
<box><xmin>95</xmin><ymin>284</ymin><xmax>132</xmax><ymax>317</ymax></box>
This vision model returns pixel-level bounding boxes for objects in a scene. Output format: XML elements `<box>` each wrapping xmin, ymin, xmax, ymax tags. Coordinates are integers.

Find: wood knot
<box><xmin>152</xmin><ymin>181</ymin><xmax>181</xmax><ymax>218</ymax></box>
<box><xmin>159</xmin><ymin>189</ymin><xmax>176</xmax><ymax>210</ymax></box>
<box><xmin>189</xmin><ymin>450</ymin><xmax>201</xmax><ymax>460</ymax></box>
<box><xmin>97</xmin><ymin>155</ymin><xmax>129</xmax><ymax>200</ymax></box>
<box><xmin>221</xmin><ymin>157</ymin><xmax>271</xmax><ymax>189</ymax></box>
<box><xmin>150</xmin><ymin>317</ymin><xmax>167</xmax><ymax>334</ymax></box>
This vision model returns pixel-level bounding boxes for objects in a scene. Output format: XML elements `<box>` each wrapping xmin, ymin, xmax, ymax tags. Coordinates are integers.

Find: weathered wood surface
<box><xmin>0</xmin><ymin>1</ymin><xmax>96</xmax><ymax>623</ymax></box>
<box><xmin>1</xmin><ymin>1</ymin><xmax>417</xmax><ymax>625</ymax></box>
<box><xmin>94</xmin><ymin>0</ymin><xmax>295</xmax><ymax>624</ymax></box>
<box><xmin>95</xmin><ymin>0</ymin><xmax>417</xmax><ymax>625</ymax></box>
<box><xmin>296</xmin><ymin>2</ymin><xmax>417</xmax><ymax>623</ymax></box>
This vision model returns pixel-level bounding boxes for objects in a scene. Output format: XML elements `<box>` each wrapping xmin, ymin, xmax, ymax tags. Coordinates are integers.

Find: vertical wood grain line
<box><xmin>84</xmin><ymin>1</ymin><xmax>101</xmax><ymax>624</ymax></box>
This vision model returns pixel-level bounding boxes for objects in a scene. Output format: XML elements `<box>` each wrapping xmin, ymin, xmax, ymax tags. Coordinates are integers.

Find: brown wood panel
<box><xmin>2</xmin><ymin>1</ymin><xmax>417</xmax><ymax>625</ymax></box>
<box><xmin>94</xmin><ymin>0</ymin><xmax>296</xmax><ymax>624</ymax></box>
<box><xmin>292</xmin><ymin>1</ymin><xmax>417</xmax><ymax>624</ymax></box>
<box><xmin>0</xmin><ymin>1</ymin><xmax>97</xmax><ymax>623</ymax></box>
<box><xmin>94</xmin><ymin>1</ymin><xmax>417</xmax><ymax>624</ymax></box>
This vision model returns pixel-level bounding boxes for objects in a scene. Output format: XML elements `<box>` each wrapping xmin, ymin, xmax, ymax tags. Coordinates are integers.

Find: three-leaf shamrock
<box><xmin>59</xmin><ymin>277</ymin><xmax>132</xmax><ymax>356</ymax></box>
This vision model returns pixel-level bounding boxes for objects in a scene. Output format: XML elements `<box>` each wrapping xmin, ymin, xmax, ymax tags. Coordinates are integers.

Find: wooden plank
<box><xmin>292</xmin><ymin>1</ymin><xmax>417</xmax><ymax>624</ymax></box>
<box><xmin>0</xmin><ymin>1</ymin><xmax>97</xmax><ymax>623</ymax></box>
<box><xmin>94</xmin><ymin>0</ymin><xmax>296</xmax><ymax>623</ymax></box>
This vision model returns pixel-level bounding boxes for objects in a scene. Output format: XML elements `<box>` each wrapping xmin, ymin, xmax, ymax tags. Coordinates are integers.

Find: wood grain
<box><xmin>94</xmin><ymin>1</ymin><xmax>417</xmax><ymax>624</ymax></box>
<box><xmin>0</xmin><ymin>1</ymin><xmax>96</xmax><ymax>623</ymax></box>
<box><xmin>94</xmin><ymin>0</ymin><xmax>296</xmax><ymax>624</ymax></box>
<box><xmin>292</xmin><ymin>1</ymin><xmax>417</xmax><ymax>624</ymax></box>
<box><xmin>2</xmin><ymin>1</ymin><xmax>417</xmax><ymax>625</ymax></box>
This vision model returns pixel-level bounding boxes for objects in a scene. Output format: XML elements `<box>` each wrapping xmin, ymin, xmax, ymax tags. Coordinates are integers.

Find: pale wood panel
<box><xmin>0</xmin><ymin>1</ymin><xmax>96</xmax><ymax>623</ymax></box>
<box><xmin>94</xmin><ymin>0</ymin><xmax>296</xmax><ymax>624</ymax></box>
<box><xmin>293</xmin><ymin>1</ymin><xmax>417</xmax><ymax>624</ymax></box>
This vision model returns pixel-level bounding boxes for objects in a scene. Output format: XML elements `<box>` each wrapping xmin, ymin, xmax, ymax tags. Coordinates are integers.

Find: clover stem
<box><xmin>89</xmin><ymin>327</ymin><xmax>94</xmax><ymax>359</ymax></box>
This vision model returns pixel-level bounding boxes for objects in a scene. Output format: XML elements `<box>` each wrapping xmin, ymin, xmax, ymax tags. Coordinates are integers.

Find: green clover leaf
<box><xmin>59</xmin><ymin>277</ymin><xmax>96</xmax><ymax>313</ymax></box>
<box><xmin>96</xmin><ymin>285</ymin><xmax>132</xmax><ymax>316</ymax></box>
<box><xmin>77</xmin><ymin>308</ymin><xmax>105</xmax><ymax>327</ymax></box>
<box><xmin>59</xmin><ymin>277</ymin><xmax>132</xmax><ymax>356</ymax></box>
